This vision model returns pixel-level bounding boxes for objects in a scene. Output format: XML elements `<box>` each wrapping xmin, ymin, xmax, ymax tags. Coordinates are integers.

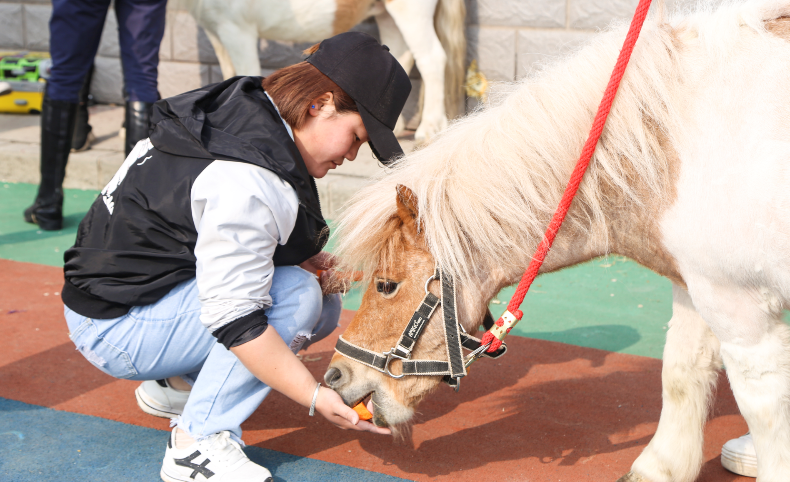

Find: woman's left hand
<box><xmin>300</xmin><ymin>251</ymin><xmax>338</xmax><ymax>273</ymax></box>
<box><xmin>299</xmin><ymin>252</ymin><xmax>351</xmax><ymax>295</ymax></box>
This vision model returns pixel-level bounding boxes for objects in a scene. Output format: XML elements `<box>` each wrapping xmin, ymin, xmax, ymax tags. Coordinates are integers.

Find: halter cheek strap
<box><xmin>440</xmin><ymin>269</ymin><xmax>466</xmax><ymax>380</ymax></box>
<box><xmin>392</xmin><ymin>287</ymin><xmax>440</xmax><ymax>360</ymax></box>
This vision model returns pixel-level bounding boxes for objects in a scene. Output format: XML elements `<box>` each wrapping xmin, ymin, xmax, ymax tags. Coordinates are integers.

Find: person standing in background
<box><xmin>24</xmin><ymin>0</ymin><xmax>167</xmax><ymax>231</ymax></box>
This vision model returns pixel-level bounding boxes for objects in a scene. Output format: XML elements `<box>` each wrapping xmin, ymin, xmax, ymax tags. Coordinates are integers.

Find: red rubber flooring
<box><xmin>0</xmin><ymin>259</ymin><xmax>751</xmax><ymax>481</ymax></box>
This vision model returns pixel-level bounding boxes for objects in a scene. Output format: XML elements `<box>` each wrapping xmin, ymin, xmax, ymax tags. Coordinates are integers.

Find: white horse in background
<box><xmin>182</xmin><ymin>0</ymin><xmax>466</xmax><ymax>144</ymax></box>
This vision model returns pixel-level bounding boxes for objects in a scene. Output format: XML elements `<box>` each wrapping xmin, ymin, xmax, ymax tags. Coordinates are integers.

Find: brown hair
<box><xmin>261</xmin><ymin>44</ymin><xmax>357</xmax><ymax>130</ymax></box>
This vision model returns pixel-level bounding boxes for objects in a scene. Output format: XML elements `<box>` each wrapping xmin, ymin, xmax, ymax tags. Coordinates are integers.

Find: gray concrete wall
<box><xmin>0</xmin><ymin>0</ymin><xmax>702</xmax><ymax>105</ymax></box>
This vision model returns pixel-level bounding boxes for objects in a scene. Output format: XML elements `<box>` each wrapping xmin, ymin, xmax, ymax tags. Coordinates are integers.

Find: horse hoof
<box><xmin>616</xmin><ymin>472</ymin><xmax>650</xmax><ymax>482</ymax></box>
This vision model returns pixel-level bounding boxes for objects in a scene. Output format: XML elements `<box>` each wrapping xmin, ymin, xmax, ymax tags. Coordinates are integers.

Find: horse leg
<box><xmin>620</xmin><ymin>284</ymin><xmax>722</xmax><ymax>482</ymax></box>
<box><xmin>383</xmin><ymin>0</ymin><xmax>447</xmax><ymax>144</ymax></box>
<box><xmin>213</xmin><ymin>21</ymin><xmax>261</xmax><ymax>77</ymax></box>
<box><xmin>721</xmin><ymin>325</ymin><xmax>790</xmax><ymax>481</ymax></box>
<box><xmin>374</xmin><ymin>9</ymin><xmax>414</xmax><ymax>137</ymax></box>
<box><xmin>686</xmin><ymin>279</ymin><xmax>790</xmax><ymax>481</ymax></box>
<box><xmin>204</xmin><ymin>29</ymin><xmax>237</xmax><ymax>80</ymax></box>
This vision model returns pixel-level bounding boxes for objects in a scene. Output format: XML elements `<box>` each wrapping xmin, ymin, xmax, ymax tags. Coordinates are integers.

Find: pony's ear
<box><xmin>395</xmin><ymin>184</ymin><xmax>419</xmax><ymax>222</ymax></box>
<box><xmin>395</xmin><ymin>184</ymin><xmax>426</xmax><ymax>244</ymax></box>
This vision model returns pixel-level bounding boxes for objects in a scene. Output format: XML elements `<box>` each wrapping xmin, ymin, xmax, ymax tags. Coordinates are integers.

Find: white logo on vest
<box><xmin>101</xmin><ymin>138</ymin><xmax>154</xmax><ymax>215</ymax></box>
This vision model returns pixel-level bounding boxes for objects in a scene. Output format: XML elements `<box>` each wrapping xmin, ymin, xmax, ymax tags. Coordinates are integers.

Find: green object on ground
<box><xmin>490</xmin><ymin>257</ymin><xmax>672</xmax><ymax>359</ymax></box>
<box><xmin>0</xmin><ymin>53</ymin><xmax>49</xmax><ymax>82</ymax></box>
<box><xmin>0</xmin><ymin>182</ymin><xmax>97</xmax><ymax>266</ymax></box>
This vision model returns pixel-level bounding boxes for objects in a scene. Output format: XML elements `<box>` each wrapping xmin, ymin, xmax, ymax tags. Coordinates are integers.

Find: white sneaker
<box><xmin>135</xmin><ymin>379</ymin><xmax>190</xmax><ymax>418</ymax></box>
<box><xmin>160</xmin><ymin>428</ymin><xmax>273</xmax><ymax>482</ymax></box>
<box><xmin>721</xmin><ymin>432</ymin><xmax>757</xmax><ymax>477</ymax></box>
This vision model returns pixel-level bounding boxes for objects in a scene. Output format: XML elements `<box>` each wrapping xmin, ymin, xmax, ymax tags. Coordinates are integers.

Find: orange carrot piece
<box><xmin>353</xmin><ymin>402</ymin><xmax>373</xmax><ymax>421</ymax></box>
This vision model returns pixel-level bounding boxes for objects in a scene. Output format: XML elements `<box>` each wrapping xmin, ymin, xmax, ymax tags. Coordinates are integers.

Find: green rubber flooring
<box><xmin>0</xmin><ymin>182</ymin><xmax>98</xmax><ymax>266</ymax></box>
<box><xmin>3</xmin><ymin>182</ymin><xmax>787</xmax><ymax>361</ymax></box>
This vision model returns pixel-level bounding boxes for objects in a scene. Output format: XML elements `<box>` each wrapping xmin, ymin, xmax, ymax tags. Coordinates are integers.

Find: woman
<box><xmin>61</xmin><ymin>32</ymin><xmax>411</xmax><ymax>482</ymax></box>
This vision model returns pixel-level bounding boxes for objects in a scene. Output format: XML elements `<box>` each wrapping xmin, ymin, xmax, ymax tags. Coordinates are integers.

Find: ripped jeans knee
<box><xmin>298</xmin><ymin>293</ymin><xmax>342</xmax><ymax>353</ymax></box>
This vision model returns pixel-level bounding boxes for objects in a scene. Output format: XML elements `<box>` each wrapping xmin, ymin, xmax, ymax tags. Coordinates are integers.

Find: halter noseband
<box><xmin>334</xmin><ymin>267</ymin><xmax>508</xmax><ymax>391</ymax></box>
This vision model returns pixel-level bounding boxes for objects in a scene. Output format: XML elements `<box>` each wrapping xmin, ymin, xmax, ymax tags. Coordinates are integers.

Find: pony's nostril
<box><xmin>324</xmin><ymin>367</ymin><xmax>343</xmax><ymax>388</ymax></box>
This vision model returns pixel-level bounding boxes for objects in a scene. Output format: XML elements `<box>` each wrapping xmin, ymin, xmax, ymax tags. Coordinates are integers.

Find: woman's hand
<box><xmin>299</xmin><ymin>251</ymin><xmax>338</xmax><ymax>273</ymax></box>
<box><xmin>232</xmin><ymin>329</ymin><xmax>389</xmax><ymax>435</ymax></box>
<box><xmin>314</xmin><ymin>387</ymin><xmax>391</xmax><ymax>435</ymax></box>
<box><xmin>299</xmin><ymin>251</ymin><xmax>356</xmax><ymax>295</ymax></box>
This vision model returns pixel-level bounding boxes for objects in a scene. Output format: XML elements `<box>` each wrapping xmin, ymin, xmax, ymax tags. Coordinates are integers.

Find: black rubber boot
<box><xmin>24</xmin><ymin>93</ymin><xmax>78</xmax><ymax>231</ymax></box>
<box><xmin>71</xmin><ymin>67</ymin><xmax>94</xmax><ymax>152</ymax></box>
<box><xmin>124</xmin><ymin>101</ymin><xmax>154</xmax><ymax>157</ymax></box>
<box><xmin>23</xmin><ymin>187</ymin><xmax>63</xmax><ymax>231</ymax></box>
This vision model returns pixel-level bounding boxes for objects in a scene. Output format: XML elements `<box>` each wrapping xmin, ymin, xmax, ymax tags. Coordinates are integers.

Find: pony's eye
<box><xmin>376</xmin><ymin>280</ymin><xmax>398</xmax><ymax>295</ymax></box>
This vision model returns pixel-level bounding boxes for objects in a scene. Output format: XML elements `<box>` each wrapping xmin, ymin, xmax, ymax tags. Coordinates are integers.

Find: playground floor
<box><xmin>1</xmin><ymin>181</ymin><xmax>776</xmax><ymax>481</ymax></box>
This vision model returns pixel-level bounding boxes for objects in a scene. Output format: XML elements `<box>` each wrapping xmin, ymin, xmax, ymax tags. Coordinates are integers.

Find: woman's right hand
<box><xmin>314</xmin><ymin>387</ymin><xmax>391</xmax><ymax>435</ymax></box>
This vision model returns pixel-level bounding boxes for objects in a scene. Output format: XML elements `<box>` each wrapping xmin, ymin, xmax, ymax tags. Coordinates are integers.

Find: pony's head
<box><xmin>324</xmin><ymin>185</ymin><xmax>493</xmax><ymax>430</ymax></box>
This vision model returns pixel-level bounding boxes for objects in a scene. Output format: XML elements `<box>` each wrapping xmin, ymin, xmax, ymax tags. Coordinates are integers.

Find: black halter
<box><xmin>334</xmin><ymin>267</ymin><xmax>508</xmax><ymax>391</ymax></box>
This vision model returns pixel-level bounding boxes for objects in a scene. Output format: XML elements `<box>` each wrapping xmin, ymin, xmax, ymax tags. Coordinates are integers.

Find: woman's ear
<box><xmin>308</xmin><ymin>92</ymin><xmax>335</xmax><ymax>117</ymax></box>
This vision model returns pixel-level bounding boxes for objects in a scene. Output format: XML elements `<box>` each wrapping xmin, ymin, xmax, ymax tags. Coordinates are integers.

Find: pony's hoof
<box><xmin>414</xmin><ymin>116</ymin><xmax>448</xmax><ymax>146</ymax></box>
<box><xmin>616</xmin><ymin>472</ymin><xmax>650</xmax><ymax>482</ymax></box>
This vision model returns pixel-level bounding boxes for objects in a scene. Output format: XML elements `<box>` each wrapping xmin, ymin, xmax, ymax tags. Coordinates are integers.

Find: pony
<box><xmin>180</xmin><ymin>0</ymin><xmax>466</xmax><ymax>144</ymax></box>
<box><xmin>327</xmin><ymin>1</ymin><xmax>790</xmax><ymax>481</ymax></box>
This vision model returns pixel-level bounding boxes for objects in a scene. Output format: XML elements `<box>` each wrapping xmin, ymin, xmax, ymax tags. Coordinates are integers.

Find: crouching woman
<box><xmin>60</xmin><ymin>32</ymin><xmax>410</xmax><ymax>482</ymax></box>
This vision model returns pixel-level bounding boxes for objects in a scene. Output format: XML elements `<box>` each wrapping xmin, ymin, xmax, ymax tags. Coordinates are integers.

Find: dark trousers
<box><xmin>47</xmin><ymin>0</ymin><xmax>167</xmax><ymax>103</ymax></box>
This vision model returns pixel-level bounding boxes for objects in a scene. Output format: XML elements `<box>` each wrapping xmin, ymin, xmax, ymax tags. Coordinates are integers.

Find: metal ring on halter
<box><xmin>384</xmin><ymin>348</ymin><xmax>408</xmax><ymax>379</ymax></box>
<box><xmin>424</xmin><ymin>273</ymin><xmax>436</xmax><ymax>294</ymax></box>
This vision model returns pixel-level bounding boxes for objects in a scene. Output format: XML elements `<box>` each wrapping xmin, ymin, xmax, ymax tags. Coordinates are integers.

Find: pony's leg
<box><xmin>204</xmin><ymin>29</ymin><xmax>237</xmax><ymax>80</ymax></box>
<box><xmin>184</xmin><ymin>0</ymin><xmax>246</xmax><ymax>79</ymax></box>
<box><xmin>686</xmin><ymin>280</ymin><xmax>790</xmax><ymax>481</ymax></box>
<box><xmin>620</xmin><ymin>284</ymin><xmax>722</xmax><ymax>482</ymax></box>
<box><xmin>213</xmin><ymin>21</ymin><xmax>260</xmax><ymax>77</ymax></box>
<box><xmin>384</xmin><ymin>0</ymin><xmax>447</xmax><ymax>144</ymax></box>
<box><xmin>374</xmin><ymin>9</ymin><xmax>414</xmax><ymax>137</ymax></box>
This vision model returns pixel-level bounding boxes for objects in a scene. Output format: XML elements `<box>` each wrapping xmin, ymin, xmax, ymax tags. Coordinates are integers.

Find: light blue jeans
<box><xmin>65</xmin><ymin>266</ymin><xmax>341</xmax><ymax>442</ymax></box>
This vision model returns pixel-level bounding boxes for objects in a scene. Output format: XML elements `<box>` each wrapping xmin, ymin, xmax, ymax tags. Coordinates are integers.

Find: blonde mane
<box><xmin>333</xmin><ymin>1</ymin><xmax>787</xmax><ymax>284</ymax></box>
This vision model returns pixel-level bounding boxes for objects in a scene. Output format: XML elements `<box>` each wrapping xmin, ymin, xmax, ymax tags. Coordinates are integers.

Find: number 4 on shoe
<box><xmin>136</xmin><ymin>379</ymin><xmax>190</xmax><ymax>418</ymax></box>
<box><xmin>161</xmin><ymin>428</ymin><xmax>273</xmax><ymax>482</ymax></box>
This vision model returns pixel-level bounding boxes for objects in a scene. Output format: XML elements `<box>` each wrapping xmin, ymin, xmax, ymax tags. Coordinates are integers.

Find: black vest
<box><xmin>63</xmin><ymin>77</ymin><xmax>328</xmax><ymax>319</ymax></box>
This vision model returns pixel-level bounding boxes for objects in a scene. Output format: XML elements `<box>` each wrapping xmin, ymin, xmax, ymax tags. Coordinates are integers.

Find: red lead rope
<box><xmin>480</xmin><ymin>0</ymin><xmax>654</xmax><ymax>353</ymax></box>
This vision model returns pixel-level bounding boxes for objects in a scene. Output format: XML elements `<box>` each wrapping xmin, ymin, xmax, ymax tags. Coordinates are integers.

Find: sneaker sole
<box><xmin>162</xmin><ymin>468</ymin><xmax>272</xmax><ymax>482</ymax></box>
<box><xmin>135</xmin><ymin>386</ymin><xmax>183</xmax><ymax>419</ymax></box>
<box><xmin>721</xmin><ymin>450</ymin><xmax>758</xmax><ymax>477</ymax></box>
<box><xmin>160</xmin><ymin>468</ymin><xmax>192</xmax><ymax>482</ymax></box>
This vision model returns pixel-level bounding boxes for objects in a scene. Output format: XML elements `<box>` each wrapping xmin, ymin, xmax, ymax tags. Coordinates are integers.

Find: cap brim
<box><xmin>356</xmin><ymin>101</ymin><xmax>403</xmax><ymax>165</ymax></box>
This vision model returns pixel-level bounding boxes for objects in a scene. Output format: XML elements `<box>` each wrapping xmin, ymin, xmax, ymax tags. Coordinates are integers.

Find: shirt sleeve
<box><xmin>190</xmin><ymin>160</ymin><xmax>299</xmax><ymax>339</ymax></box>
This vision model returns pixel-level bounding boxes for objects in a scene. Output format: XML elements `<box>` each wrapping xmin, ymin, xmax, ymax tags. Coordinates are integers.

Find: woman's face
<box><xmin>293</xmin><ymin>93</ymin><xmax>369</xmax><ymax>178</ymax></box>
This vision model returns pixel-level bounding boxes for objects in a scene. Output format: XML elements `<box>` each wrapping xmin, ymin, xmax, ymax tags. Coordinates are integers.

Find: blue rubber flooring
<box><xmin>0</xmin><ymin>398</ymin><xmax>411</xmax><ymax>482</ymax></box>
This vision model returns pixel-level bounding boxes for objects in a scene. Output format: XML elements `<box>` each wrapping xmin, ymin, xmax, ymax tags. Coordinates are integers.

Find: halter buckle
<box><xmin>383</xmin><ymin>348</ymin><xmax>409</xmax><ymax>379</ymax></box>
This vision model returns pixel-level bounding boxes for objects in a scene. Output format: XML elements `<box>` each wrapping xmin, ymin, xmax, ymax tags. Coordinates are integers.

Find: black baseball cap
<box><xmin>306</xmin><ymin>32</ymin><xmax>411</xmax><ymax>165</ymax></box>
